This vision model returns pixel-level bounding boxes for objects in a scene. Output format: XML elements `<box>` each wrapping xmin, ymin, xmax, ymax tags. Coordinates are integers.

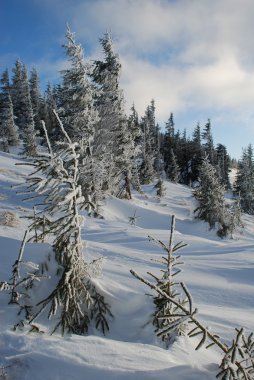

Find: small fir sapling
<box><xmin>15</xmin><ymin>113</ymin><xmax>112</xmax><ymax>335</ymax></box>
<box><xmin>149</xmin><ymin>216</ymin><xmax>188</xmax><ymax>343</ymax></box>
<box><xmin>128</xmin><ymin>210</ymin><xmax>141</xmax><ymax>226</ymax></box>
<box><xmin>130</xmin><ymin>217</ymin><xmax>254</xmax><ymax>378</ymax></box>
<box><xmin>131</xmin><ymin>215</ymin><xmax>188</xmax><ymax>346</ymax></box>
<box><xmin>154</xmin><ymin>178</ymin><xmax>166</xmax><ymax>198</ymax></box>
<box><xmin>217</xmin><ymin>197</ymin><xmax>244</xmax><ymax>239</ymax></box>
<box><xmin>166</xmin><ymin>148</ymin><xmax>180</xmax><ymax>183</ymax></box>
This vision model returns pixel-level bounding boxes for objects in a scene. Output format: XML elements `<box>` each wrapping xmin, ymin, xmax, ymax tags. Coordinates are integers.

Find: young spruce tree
<box><xmin>193</xmin><ymin>155</ymin><xmax>225</xmax><ymax>229</ymax></box>
<box><xmin>20</xmin><ymin>113</ymin><xmax>112</xmax><ymax>334</ymax></box>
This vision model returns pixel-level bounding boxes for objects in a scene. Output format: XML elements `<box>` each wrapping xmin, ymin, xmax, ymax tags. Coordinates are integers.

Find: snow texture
<box><xmin>0</xmin><ymin>150</ymin><xmax>253</xmax><ymax>379</ymax></box>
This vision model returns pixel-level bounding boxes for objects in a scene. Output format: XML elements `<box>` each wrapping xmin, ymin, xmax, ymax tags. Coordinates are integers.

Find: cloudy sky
<box><xmin>1</xmin><ymin>0</ymin><xmax>254</xmax><ymax>159</ymax></box>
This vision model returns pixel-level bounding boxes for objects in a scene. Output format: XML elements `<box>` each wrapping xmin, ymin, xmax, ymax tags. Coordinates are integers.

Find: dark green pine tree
<box><xmin>127</xmin><ymin>105</ymin><xmax>142</xmax><ymax>191</ymax></box>
<box><xmin>166</xmin><ymin>148</ymin><xmax>180</xmax><ymax>183</ymax></box>
<box><xmin>139</xmin><ymin>102</ymin><xmax>156</xmax><ymax>184</ymax></box>
<box><xmin>174</xmin><ymin>129</ymin><xmax>192</xmax><ymax>185</ymax></box>
<box><xmin>11</xmin><ymin>59</ymin><xmax>27</xmax><ymax>135</ymax></box>
<box><xmin>29</xmin><ymin>67</ymin><xmax>43</xmax><ymax>136</ymax></box>
<box><xmin>234</xmin><ymin>144</ymin><xmax>254</xmax><ymax>214</ymax></box>
<box><xmin>21</xmin><ymin>66</ymin><xmax>37</xmax><ymax>156</ymax></box>
<box><xmin>42</xmin><ymin>82</ymin><xmax>60</xmax><ymax>142</ymax></box>
<box><xmin>164</xmin><ymin>112</ymin><xmax>175</xmax><ymax>174</ymax></box>
<box><xmin>147</xmin><ymin>100</ymin><xmax>161</xmax><ymax>174</ymax></box>
<box><xmin>93</xmin><ymin>32</ymin><xmax>134</xmax><ymax>196</ymax></box>
<box><xmin>190</xmin><ymin>122</ymin><xmax>203</xmax><ymax>183</ymax></box>
<box><xmin>193</xmin><ymin>155</ymin><xmax>225</xmax><ymax>229</ymax></box>
<box><xmin>216</xmin><ymin>144</ymin><xmax>231</xmax><ymax>190</ymax></box>
<box><xmin>128</xmin><ymin>104</ymin><xmax>142</xmax><ymax>149</ymax></box>
<box><xmin>11</xmin><ymin>60</ymin><xmax>37</xmax><ymax>156</ymax></box>
<box><xmin>0</xmin><ymin>69</ymin><xmax>19</xmax><ymax>150</ymax></box>
<box><xmin>202</xmin><ymin>119</ymin><xmax>215</xmax><ymax>164</ymax></box>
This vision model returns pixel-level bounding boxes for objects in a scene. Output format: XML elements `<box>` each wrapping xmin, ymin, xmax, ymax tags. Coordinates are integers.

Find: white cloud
<box><xmin>25</xmin><ymin>0</ymin><xmax>254</xmax><ymax>156</ymax></box>
<box><xmin>66</xmin><ymin>0</ymin><xmax>254</xmax><ymax>113</ymax></box>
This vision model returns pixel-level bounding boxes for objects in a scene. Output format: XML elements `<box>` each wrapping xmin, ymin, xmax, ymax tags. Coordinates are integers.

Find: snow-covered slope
<box><xmin>0</xmin><ymin>151</ymin><xmax>253</xmax><ymax>380</ymax></box>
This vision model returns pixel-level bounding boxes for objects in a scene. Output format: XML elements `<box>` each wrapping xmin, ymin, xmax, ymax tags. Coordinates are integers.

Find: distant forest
<box><xmin>0</xmin><ymin>26</ymin><xmax>253</xmax><ymax>218</ymax></box>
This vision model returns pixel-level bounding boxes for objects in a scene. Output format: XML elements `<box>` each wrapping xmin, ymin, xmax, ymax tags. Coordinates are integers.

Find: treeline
<box><xmin>0</xmin><ymin>25</ymin><xmax>251</xmax><ymax>215</ymax></box>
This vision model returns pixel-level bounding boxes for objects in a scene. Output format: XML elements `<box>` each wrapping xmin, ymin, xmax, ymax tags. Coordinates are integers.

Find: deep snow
<box><xmin>0</xmin><ymin>151</ymin><xmax>253</xmax><ymax>379</ymax></box>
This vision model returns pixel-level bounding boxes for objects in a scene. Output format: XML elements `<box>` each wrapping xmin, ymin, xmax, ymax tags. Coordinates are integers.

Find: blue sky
<box><xmin>1</xmin><ymin>0</ymin><xmax>254</xmax><ymax>159</ymax></box>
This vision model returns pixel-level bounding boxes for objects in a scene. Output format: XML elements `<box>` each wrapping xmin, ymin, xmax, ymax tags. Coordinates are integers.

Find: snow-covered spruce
<box><xmin>193</xmin><ymin>155</ymin><xmax>243</xmax><ymax>238</ymax></box>
<box><xmin>92</xmin><ymin>32</ymin><xmax>136</xmax><ymax>199</ymax></box>
<box><xmin>11</xmin><ymin>59</ymin><xmax>37</xmax><ymax>156</ymax></box>
<box><xmin>16</xmin><ymin>114</ymin><xmax>112</xmax><ymax>335</ymax></box>
<box><xmin>0</xmin><ymin>70</ymin><xmax>19</xmax><ymax>151</ymax></box>
<box><xmin>139</xmin><ymin>100</ymin><xmax>157</xmax><ymax>184</ymax></box>
<box><xmin>234</xmin><ymin>144</ymin><xmax>254</xmax><ymax>215</ymax></box>
<box><xmin>193</xmin><ymin>155</ymin><xmax>225</xmax><ymax>230</ymax></box>
<box><xmin>131</xmin><ymin>215</ymin><xmax>188</xmax><ymax>346</ymax></box>
<box><xmin>130</xmin><ymin>217</ymin><xmax>254</xmax><ymax>379</ymax></box>
<box><xmin>59</xmin><ymin>25</ymin><xmax>104</xmax><ymax>214</ymax></box>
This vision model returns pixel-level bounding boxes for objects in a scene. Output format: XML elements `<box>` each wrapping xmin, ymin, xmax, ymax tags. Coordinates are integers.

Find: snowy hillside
<box><xmin>0</xmin><ymin>150</ymin><xmax>253</xmax><ymax>380</ymax></box>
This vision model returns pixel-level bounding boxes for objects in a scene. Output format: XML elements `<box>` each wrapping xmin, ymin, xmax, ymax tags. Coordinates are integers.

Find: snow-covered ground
<box><xmin>0</xmin><ymin>151</ymin><xmax>253</xmax><ymax>380</ymax></box>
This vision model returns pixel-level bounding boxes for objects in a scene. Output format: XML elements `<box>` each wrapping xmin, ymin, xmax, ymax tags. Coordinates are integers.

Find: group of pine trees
<box><xmin>0</xmin><ymin>26</ymin><xmax>253</xmax><ymax>220</ymax></box>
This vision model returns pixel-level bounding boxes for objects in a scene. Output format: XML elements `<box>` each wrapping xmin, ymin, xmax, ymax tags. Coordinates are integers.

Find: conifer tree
<box><xmin>131</xmin><ymin>232</ymin><xmax>254</xmax><ymax>379</ymax></box>
<box><xmin>128</xmin><ymin>104</ymin><xmax>142</xmax><ymax>191</ymax></box>
<box><xmin>202</xmin><ymin>119</ymin><xmax>215</xmax><ymax>164</ymax></box>
<box><xmin>190</xmin><ymin>122</ymin><xmax>203</xmax><ymax>183</ymax></box>
<box><xmin>166</xmin><ymin>148</ymin><xmax>180</xmax><ymax>183</ymax></box>
<box><xmin>234</xmin><ymin>145</ymin><xmax>254</xmax><ymax>214</ymax></box>
<box><xmin>60</xmin><ymin>25</ymin><xmax>98</xmax><ymax>145</ymax></box>
<box><xmin>21</xmin><ymin>66</ymin><xmax>37</xmax><ymax>156</ymax></box>
<box><xmin>139</xmin><ymin>102</ymin><xmax>157</xmax><ymax>184</ymax></box>
<box><xmin>128</xmin><ymin>104</ymin><xmax>142</xmax><ymax>149</ymax></box>
<box><xmin>59</xmin><ymin>26</ymin><xmax>106</xmax><ymax>212</ymax></box>
<box><xmin>93</xmin><ymin>32</ymin><xmax>134</xmax><ymax>195</ymax></box>
<box><xmin>134</xmin><ymin>216</ymin><xmax>188</xmax><ymax>346</ymax></box>
<box><xmin>11</xmin><ymin>60</ymin><xmax>37</xmax><ymax>155</ymax></box>
<box><xmin>11</xmin><ymin>59</ymin><xmax>27</xmax><ymax>133</ymax></box>
<box><xmin>113</xmin><ymin>118</ymin><xmax>136</xmax><ymax>199</ymax></box>
<box><xmin>0</xmin><ymin>70</ymin><xmax>19</xmax><ymax>149</ymax></box>
<box><xmin>193</xmin><ymin>156</ymin><xmax>225</xmax><ymax>229</ymax></box>
<box><xmin>42</xmin><ymin>82</ymin><xmax>60</xmax><ymax>142</ymax></box>
<box><xmin>29</xmin><ymin>67</ymin><xmax>43</xmax><ymax>135</ymax></box>
<box><xmin>216</xmin><ymin>143</ymin><xmax>231</xmax><ymax>190</ymax></box>
<box><xmin>217</xmin><ymin>197</ymin><xmax>243</xmax><ymax>238</ymax></box>
<box><xmin>154</xmin><ymin>178</ymin><xmax>166</xmax><ymax>197</ymax></box>
<box><xmin>163</xmin><ymin>113</ymin><xmax>175</xmax><ymax>173</ymax></box>
<box><xmin>19</xmin><ymin>113</ymin><xmax>112</xmax><ymax>334</ymax></box>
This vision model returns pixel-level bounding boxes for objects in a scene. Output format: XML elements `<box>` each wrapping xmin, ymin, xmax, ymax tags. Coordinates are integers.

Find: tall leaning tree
<box><xmin>59</xmin><ymin>25</ymin><xmax>104</xmax><ymax>213</ymax></box>
<box><xmin>92</xmin><ymin>32</ymin><xmax>135</xmax><ymax>198</ymax></box>
<box><xmin>21</xmin><ymin>113</ymin><xmax>112</xmax><ymax>334</ymax></box>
